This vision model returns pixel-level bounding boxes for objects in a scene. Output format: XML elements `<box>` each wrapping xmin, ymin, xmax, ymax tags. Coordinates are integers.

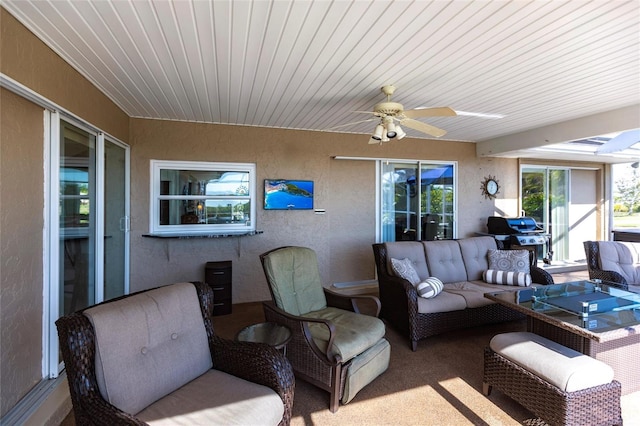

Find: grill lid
<box><xmin>487</xmin><ymin>216</ymin><xmax>540</xmax><ymax>235</ymax></box>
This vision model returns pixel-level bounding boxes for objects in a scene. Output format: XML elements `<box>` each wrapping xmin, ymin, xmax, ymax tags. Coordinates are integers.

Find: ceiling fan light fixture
<box><xmin>384</xmin><ymin>117</ymin><xmax>397</xmax><ymax>138</ymax></box>
<box><xmin>395</xmin><ymin>125</ymin><xmax>406</xmax><ymax>140</ymax></box>
<box><xmin>372</xmin><ymin>124</ymin><xmax>384</xmax><ymax>140</ymax></box>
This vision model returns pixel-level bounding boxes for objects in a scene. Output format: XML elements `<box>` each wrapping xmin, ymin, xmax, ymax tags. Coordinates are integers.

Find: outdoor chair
<box><xmin>56</xmin><ymin>281</ymin><xmax>294</xmax><ymax>425</ymax></box>
<box><xmin>260</xmin><ymin>246</ymin><xmax>391</xmax><ymax>413</ymax></box>
<box><xmin>584</xmin><ymin>240</ymin><xmax>640</xmax><ymax>292</ymax></box>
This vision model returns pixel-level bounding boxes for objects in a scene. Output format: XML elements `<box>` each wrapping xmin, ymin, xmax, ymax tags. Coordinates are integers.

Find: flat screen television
<box><xmin>264</xmin><ymin>179</ymin><xmax>314</xmax><ymax>210</ymax></box>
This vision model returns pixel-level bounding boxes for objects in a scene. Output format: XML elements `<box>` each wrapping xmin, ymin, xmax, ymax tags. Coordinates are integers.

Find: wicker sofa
<box><xmin>584</xmin><ymin>240</ymin><xmax>640</xmax><ymax>293</ymax></box>
<box><xmin>372</xmin><ymin>236</ymin><xmax>554</xmax><ymax>351</ymax></box>
<box><xmin>56</xmin><ymin>281</ymin><xmax>295</xmax><ymax>425</ymax></box>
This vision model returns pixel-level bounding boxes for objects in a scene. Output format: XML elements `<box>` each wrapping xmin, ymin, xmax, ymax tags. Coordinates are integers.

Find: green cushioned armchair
<box><xmin>260</xmin><ymin>246</ymin><xmax>391</xmax><ymax>413</ymax></box>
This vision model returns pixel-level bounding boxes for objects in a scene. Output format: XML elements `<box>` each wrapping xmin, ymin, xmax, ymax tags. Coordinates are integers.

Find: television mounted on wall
<box><xmin>264</xmin><ymin>179</ymin><xmax>314</xmax><ymax>210</ymax></box>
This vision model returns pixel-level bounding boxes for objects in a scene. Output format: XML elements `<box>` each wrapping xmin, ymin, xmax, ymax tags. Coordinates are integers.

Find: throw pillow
<box><xmin>415</xmin><ymin>277</ymin><xmax>444</xmax><ymax>298</ymax></box>
<box><xmin>390</xmin><ymin>257</ymin><xmax>421</xmax><ymax>285</ymax></box>
<box><xmin>483</xmin><ymin>269</ymin><xmax>532</xmax><ymax>287</ymax></box>
<box><xmin>487</xmin><ymin>249</ymin><xmax>530</xmax><ymax>273</ymax></box>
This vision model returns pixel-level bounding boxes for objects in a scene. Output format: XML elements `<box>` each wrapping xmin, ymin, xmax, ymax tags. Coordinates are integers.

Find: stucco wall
<box><xmin>0</xmin><ymin>88</ymin><xmax>45</xmax><ymax>417</ymax></box>
<box><xmin>0</xmin><ymin>8</ymin><xmax>130</xmax><ymax>417</ymax></box>
<box><xmin>129</xmin><ymin>118</ymin><xmax>520</xmax><ymax>302</ymax></box>
<box><xmin>0</xmin><ymin>8</ymin><xmax>129</xmax><ymax>142</ymax></box>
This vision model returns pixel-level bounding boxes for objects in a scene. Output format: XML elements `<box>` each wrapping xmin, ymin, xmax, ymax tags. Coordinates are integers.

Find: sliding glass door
<box><xmin>380</xmin><ymin>160</ymin><xmax>455</xmax><ymax>242</ymax></box>
<box><xmin>521</xmin><ymin>166</ymin><xmax>569</xmax><ymax>261</ymax></box>
<box><xmin>50</xmin><ymin>118</ymin><xmax>129</xmax><ymax>376</ymax></box>
<box><xmin>103</xmin><ymin>140</ymin><xmax>129</xmax><ymax>301</ymax></box>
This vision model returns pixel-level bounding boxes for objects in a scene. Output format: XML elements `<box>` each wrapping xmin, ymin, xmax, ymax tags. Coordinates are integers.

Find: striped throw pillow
<box><xmin>483</xmin><ymin>269</ymin><xmax>532</xmax><ymax>287</ymax></box>
<box><xmin>415</xmin><ymin>277</ymin><xmax>444</xmax><ymax>298</ymax></box>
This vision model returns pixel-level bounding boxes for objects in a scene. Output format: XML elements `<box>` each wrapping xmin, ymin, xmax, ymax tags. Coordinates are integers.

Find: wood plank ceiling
<box><xmin>3</xmin><ymin>0</ymin><xmax>640</xmax><ymax>161</ymax></box>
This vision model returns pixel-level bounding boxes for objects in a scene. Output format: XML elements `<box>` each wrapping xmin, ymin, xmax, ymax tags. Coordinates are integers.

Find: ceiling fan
<box><xmin>328</xmin><ymin>85</ymin><xmax>457</xmax><ymax>144</ymax></box>
<box><xmin>595</xmin><ymin>129</ymin><xmax>640</xmax><ymax>154</ymax></box>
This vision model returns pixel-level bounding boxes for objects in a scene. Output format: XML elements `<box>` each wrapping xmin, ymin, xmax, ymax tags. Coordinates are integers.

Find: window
<box><xmin>149</xmin><ymin>160</ymin><xmax>256</xmax><ymax>235</ymax></box>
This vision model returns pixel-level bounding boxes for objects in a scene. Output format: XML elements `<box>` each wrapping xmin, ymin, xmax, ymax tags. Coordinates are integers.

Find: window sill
<box><xmin>142</xmin><ymin>230</ymin><xmax>263</xmax><ymax>239</ymax></box>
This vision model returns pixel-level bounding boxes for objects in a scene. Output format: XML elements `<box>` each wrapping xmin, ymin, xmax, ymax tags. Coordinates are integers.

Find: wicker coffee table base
<box><xmin>483</xmin><ymin>347</ymin><xmax>622</xmax><ymax>426</ymax></box>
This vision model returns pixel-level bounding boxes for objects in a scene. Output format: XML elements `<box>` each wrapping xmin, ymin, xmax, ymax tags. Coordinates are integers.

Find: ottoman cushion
<box><xmin>490</xmin><ymin>332</ymin><xmax>614</xmax><ymax>392</ymax></box>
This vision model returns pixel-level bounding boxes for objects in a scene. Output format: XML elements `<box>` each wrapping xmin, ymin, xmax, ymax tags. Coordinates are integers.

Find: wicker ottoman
<box><xmin>483</xmin><ymin>332</ymin><xmax>622</xmax><ymax>426</ymax></box>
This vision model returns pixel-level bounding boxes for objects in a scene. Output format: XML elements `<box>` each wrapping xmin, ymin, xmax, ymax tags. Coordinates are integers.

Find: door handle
<box><xmin>119</xmin><ymin>216</ymin><xmax>130</xmax><ymax>232</ymax></box>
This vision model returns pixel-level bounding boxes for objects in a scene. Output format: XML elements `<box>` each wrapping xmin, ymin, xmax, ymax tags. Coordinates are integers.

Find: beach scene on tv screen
<box><xmin>264</xmin><ymin>180</ymin><xmax>313</xmax><ymax>210</ymax></box>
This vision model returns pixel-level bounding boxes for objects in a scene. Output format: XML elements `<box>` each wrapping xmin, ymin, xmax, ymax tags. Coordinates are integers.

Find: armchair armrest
<box><xmin>210</xmin><ymin>336</ymin><xmax>295</xmax><ymax>406</ymax></box>
<box><xmin>372</xmin><ymin>243</ymin><xmax>420</xmax><ymax>315</ymax></box>
<box><xmin>262</xmin><ymin>301</ymin><xmax>341</xmax><ymax>364</ymax></box>
<box><xmin>323</xmin><ymin>288</ymin><xmax>382</xmax><ymax>317</ymax></box>
<box><xmin>588</xmin><ymin>269</ymin><xmax>629</xmax><ymax>290</ymax></box>
<box><xmin>531</xmin><ymin>266</ymin><xmax>555</xmax><ymax>285</ymax></box>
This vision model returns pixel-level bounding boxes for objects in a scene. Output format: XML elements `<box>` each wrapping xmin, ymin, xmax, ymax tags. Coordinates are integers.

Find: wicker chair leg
<box><xmin>329</xmin><ymin>364</ymin><xmax>342</xmax><ymax>413</ymax></box>
<box><xmin>411</xmin><ymin>340</ymin><xmax>418</xmax><ymax>352</ymax></box>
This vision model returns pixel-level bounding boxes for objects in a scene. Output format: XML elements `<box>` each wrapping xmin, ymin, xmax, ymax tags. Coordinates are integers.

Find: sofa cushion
<box><xmin>415</xmin><ymin>277</ymin><xmax>444</xmax><ymax>298</ymax></box>
<box><xmin>391</xmin><ymin>257</ymin><xmax>421</xmax><ymax>285</ymax></box>
<box><xmin>597</xmin><ymin>241</ymin><xmax>640</xmax><ymax>284</ymax></box>
<box><xmin>423</xmin><ymin>240</ymin><xmax>468</xmax><ymax>283</ymax></box>
<box><xmin>136</xmin><ymin>368</ymin><xmax>284</xmax><ymax>425</ymax></box>
<box><xmin>458</xmin><ymin>236</ymin><xmax>497</xmax><ymax>280</ymax></box>
<box><xmin>305</xmin><ymin>307</ymin><xmax>387</xmax><ymax>362</ymax></box>
<box><xmin>261</xmin><ymin>246</ymin><xmax>327</xmax><ymax>315</ymax></box>
<box><xmin>487</xmin><ymin>249</ymin><xmax>530</xmax><ymax>273</ymax></box>
<box><xmin>385</xmin><ymin>242</ymin><xmax>429</xmax><ymax>280</ymax></box>
<box><xmin>444</xmin><ymin>281</ymin><xmax>500</xmax><ymax>308</ymax></box>
<box><xmin>483</xmin><ymin>269</ymin><xmax>532</xmax><ymax>286</ymax></box>
<box><xmin>416</xmin><ymin>291</ymin><xmax>467</xmax><ymax>314</ymax></box>
<box><xmin>84</xmin><ymin>282</ymin><xmax>213</xmax><ymax>415</ymax></box>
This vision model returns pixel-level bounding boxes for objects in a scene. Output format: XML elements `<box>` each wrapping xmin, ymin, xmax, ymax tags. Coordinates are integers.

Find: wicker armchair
<box><xmin>56</xmin><ymin>281</ymin><xmax>294</xmax><ymax>426</ymax></box>
<box><xmin>584</xmin><ymin>240</ymin><xmax>630</xmax><ymax>290</ymax></box>
<box><xmin>260</xmin><ymin>246</ymin><xmax>390</xmax><ymax>413</ymax></box>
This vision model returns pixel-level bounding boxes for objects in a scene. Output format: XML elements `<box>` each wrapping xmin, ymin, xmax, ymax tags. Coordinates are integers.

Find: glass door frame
<box><xmin>46</xmin><ymin>112</ymin><xmax>130</xmax><ymax>378</ymax></box>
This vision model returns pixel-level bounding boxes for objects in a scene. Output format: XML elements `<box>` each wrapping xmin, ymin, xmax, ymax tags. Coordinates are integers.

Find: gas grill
<box><xmin>486</xmin><ymin>216</ymin><xmax>551</xmax><ymax>263</ymax></box>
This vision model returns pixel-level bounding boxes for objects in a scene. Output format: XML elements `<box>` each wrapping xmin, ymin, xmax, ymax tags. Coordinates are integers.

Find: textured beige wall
<box><xmin>0</xmin><ymin>8</ymin><xmax>129</xmax><ymax>142</ymax></box>
<box><xmin>0</xmin><ymin>8</ymin><xmax>129</xmax><ymax>417</ymax></box>
<box><xmin>0</xmin><ymin>88</ymin><xmax>45</xmax><ymax>416</ymax></box>
<box><xmin>129</xmin><ymin>118</ymin><xmax>520</xmax><ymax>302</ymax></box>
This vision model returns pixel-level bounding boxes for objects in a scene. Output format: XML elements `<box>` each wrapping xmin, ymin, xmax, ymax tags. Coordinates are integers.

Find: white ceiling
<box><xmin>3</xmin><ymin>0</ymin><xmax>640</xmax><ymax>162</ymax></box>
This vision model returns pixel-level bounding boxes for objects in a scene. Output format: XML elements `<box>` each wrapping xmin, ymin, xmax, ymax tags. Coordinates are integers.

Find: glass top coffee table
<box><xmin>236</xmin><ymin>322</ymin><xmax>292</xmax><ymax>355</ymax></box>
<box><xmin>486</xmin><ymin>280</ymin><xmax>640</xmax><ymax>339</ymax></box>
<box><xmin>486</xmin><ymin>280</ymin><xmax>640</xmax><ymax>394</ymax></box>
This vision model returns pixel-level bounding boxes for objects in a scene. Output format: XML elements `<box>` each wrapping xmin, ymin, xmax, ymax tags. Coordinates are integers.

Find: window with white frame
<box><xmin>149</xmin><ymin>160</ymin><xmax>256</xmax><ymax>235</ymax></box>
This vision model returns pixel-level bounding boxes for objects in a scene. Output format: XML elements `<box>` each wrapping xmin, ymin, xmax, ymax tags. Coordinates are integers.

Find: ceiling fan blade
<box><xmin>325</xmin><ymin>118</ymin><xmax>377</xmax><ymax>130</ymax></box>
<box><xmin>596</xmin><ymin>130</ymin><xmax>640</xmax><ymax>154</ymax></box>
<box><xmin>403</xmin><ymin>107</ymin><xmax>457</xmax><ymax>119</ymax></box>
<box><xmin>400</xmin><ymin>118</ymin><xmax>447</xmax><ymax>137</ymax></box>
